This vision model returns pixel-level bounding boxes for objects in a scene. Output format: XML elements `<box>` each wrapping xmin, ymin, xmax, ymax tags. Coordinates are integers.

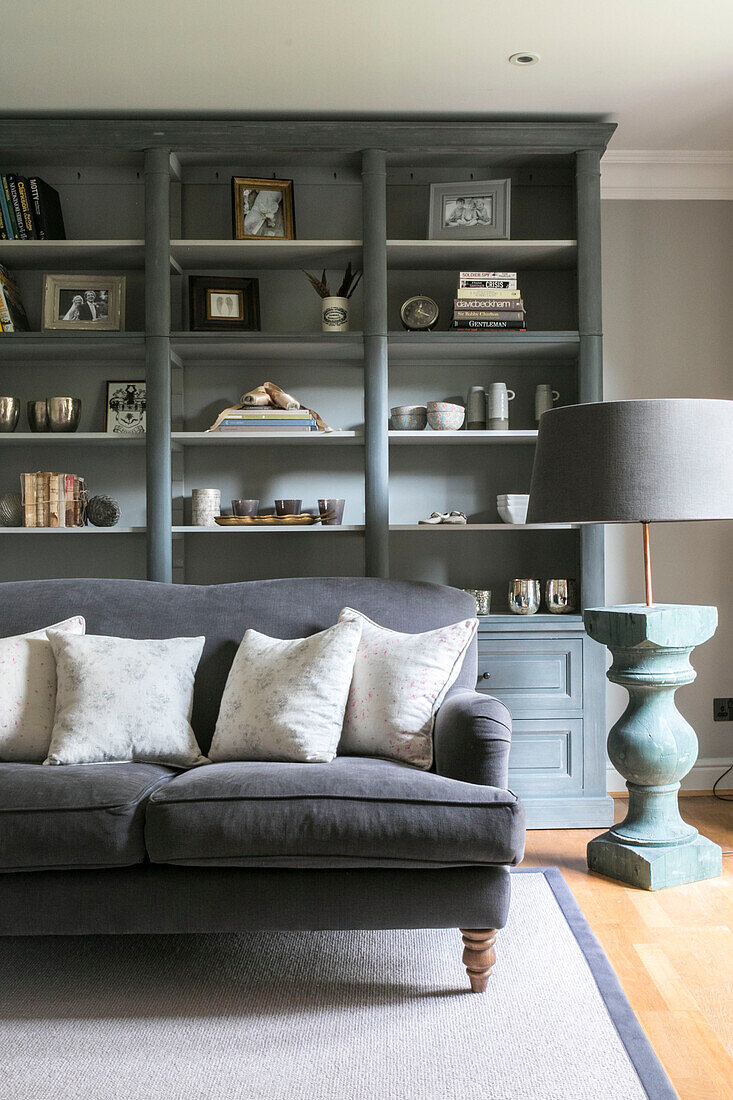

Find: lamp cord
<box><xmin>713</xmin><ymin>762</ymin><xmax>733</xmax><ymax>803</ymax></box>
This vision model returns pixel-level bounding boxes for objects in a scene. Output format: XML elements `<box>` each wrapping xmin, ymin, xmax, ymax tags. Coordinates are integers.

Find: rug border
<box><xmin>514</xmin><ymin>867</ymin><xmax>679</xmax><ymax>1100</ymax></box>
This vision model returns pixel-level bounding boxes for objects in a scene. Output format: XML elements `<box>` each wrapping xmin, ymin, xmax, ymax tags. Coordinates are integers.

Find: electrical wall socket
<box><xmin>713</xmin><ymin>698</ymin><xmax>733</xmax><ymax>721</ymax></box>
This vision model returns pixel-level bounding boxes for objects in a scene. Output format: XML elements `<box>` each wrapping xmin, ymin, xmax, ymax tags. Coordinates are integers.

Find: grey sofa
<box><xmin>0</xmin><ymin>577</ymin><xmax>525</xmax><ymax>992</ymax></box>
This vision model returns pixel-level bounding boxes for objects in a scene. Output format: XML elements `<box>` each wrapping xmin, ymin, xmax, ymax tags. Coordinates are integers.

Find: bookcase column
<box><xmin>361</xmin><ymin>148</ymin><xmax>389</xmax><ymax>578</ymax></box>
<box><xmin>144</xmin><ymin>147</ymin><xmax>173</xmax><ymax>583</ymax></box>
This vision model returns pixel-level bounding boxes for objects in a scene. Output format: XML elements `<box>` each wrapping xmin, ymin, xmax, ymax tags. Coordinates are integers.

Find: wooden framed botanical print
<box><xmin>188</xmin><ymin>276</ymin><xmax>261</xmax><ymax>331</ymax></box>
<box><xmin>231</xmin><ymin>177</ymin><xmax>295</xmax><ymax>240</ymax></box>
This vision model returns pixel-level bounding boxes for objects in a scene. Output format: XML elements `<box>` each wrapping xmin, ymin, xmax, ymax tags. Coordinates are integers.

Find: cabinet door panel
<box><xmin>508</xmin><ymin>718</ymin><xmax>583</xmax><ymax>797</ymax></box>
<box><xmin>476</xmin><ymin>638</ymin><xmax>582</xmax><ymax>714</ymax></box>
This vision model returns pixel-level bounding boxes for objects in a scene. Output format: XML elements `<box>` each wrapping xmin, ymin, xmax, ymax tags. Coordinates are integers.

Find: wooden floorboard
<box><xmin>522</xmin><ymin>795</ymin><xmax>733</xmax><ymax>1100</ymax></box>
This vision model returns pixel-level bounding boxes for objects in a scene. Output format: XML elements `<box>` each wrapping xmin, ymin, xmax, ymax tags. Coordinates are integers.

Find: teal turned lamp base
<box><xmin>583</xmin><ymin>604</ymin><xmax>723</xmax><ymax>891</ymax></box>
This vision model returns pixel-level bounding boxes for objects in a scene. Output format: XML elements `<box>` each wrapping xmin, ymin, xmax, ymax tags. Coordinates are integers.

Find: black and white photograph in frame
<box><xmin>42</xmin><ymin>274</ymin><xmax>126</xmax><ymax>331</ymax></box>
<box><xmin>231</xmin><ymin>177</ymin><xmax>295</xmax><ymax>240</ymax></box>
<box><xmin>188</xmin><ymin>276</ymin><xmax>260</xmax><ymax>332</ymax></box>
<box><xmin>428</xmin><ymin>179</ymin><xmax>511</xmax><ymax>240</ymax></box>
<box><xmin>105</xmin><ymin>380</ymin><xmax>146</xmax><ymax>435</ymax></box>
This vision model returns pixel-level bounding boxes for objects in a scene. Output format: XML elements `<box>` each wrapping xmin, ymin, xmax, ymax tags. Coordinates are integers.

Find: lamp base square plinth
<box><xmin>587</xmin><ymin>832</ymin><xmax>722</xmax><ymax>891</ymax></box>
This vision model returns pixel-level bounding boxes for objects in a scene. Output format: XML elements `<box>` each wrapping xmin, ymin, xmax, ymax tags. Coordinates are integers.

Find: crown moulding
<box><xmin>601</xmin><ymin>150</ymin><xmax>733</xmax><ymax>200</ymax></box>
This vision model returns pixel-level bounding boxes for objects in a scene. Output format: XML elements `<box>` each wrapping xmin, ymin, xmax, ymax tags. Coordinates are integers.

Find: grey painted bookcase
<box><xmin>0</xmin><ymin>119</ymin><xmax>615</xmax><ymax>827</ymax></box>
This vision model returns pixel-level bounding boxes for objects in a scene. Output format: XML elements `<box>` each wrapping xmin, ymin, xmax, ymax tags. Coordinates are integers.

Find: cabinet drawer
<box><xmin>476</xmin><ymin>638</ymin><xmax>582</xmax><ymax>714</ymax></box>
<box><xmin>508</xmin><ymin>718</ymin><xmax>583</xmax><ymax>797</ymax></box>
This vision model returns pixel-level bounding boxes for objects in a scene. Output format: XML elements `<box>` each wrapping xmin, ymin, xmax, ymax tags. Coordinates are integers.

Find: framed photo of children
<box><xmin>188</xmin><ymin>276</ymin><xmax>261</xmax><ymax>331</ymax></box>
<box><xmin>231</xmin><ymin>177</ymin><xmax>295</xmax><ymax>240</ymax></box>
<box><xmin>428</xmin><ymin>179</ymin><xmax>511</xmax><ymax>240</ymax></box>
<box><xmin>106</xmin><ymin>380</ymin><xmax>146</xmax><ymax>435</ymax></box>
<box><xmin>42</xmin><ymin>274</ymin><xmax>126</xmax><ymax>331</ymax></box>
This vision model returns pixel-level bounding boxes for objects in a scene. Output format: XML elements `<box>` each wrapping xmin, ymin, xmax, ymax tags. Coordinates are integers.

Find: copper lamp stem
<box><xmin>642</xmin><ymin>522</ymin><xmax>653</xmax><ymax>606</ymax></box>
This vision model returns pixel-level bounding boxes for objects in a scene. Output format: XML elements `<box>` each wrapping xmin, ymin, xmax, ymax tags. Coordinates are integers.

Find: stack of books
<box><xmin>0</xmin><ymin>263</ymin><xmax>29</xmax><ymax>331</ymax></box>
<box><xmin>21</xmin><ymin>473</ymin><xmax>85</xmax><ymax>528</ymax></box>
<box><xmin>209</xmin><ymin>408</ymin><xmax>318</xmax><ymax>434</ymax></box>
<box><xmin>0</xmin><ymin>175</ymin><xmax>66</xmax><ymax>240</ymax></box>
<box><xmin>450</xmin><ymin>271</ymin><xmax>526</xmax><ymax>331</ymax></box>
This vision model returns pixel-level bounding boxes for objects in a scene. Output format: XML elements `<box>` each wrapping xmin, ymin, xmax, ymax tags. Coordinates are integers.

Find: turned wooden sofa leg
<box><xmin>459</xmin><ymin>928</ymin><xmax>498</xmax><ymax>993</ymax></box>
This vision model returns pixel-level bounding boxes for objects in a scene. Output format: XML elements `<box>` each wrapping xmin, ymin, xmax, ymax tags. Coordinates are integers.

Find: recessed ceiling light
<box><xmin>509</xmin><ymin>52</ymin><xmax>539</xmax><ymax>66</ymax></box>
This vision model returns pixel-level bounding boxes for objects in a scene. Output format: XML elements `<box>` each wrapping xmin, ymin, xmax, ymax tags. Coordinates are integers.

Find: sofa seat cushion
<box><xmin>145</xmin><ymin>757</ymin><xmax>525</xmax><ymax>869</ymax></box>
<box><xmin>0</xmin><ymin>763</ymin><xmax>176</xmax><ymax>872</ymax></box>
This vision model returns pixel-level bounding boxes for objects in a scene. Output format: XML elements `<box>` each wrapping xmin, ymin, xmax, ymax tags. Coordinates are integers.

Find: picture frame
<box><xmin>105</xmin><ymin>380</ymin><xmax>146</xmax><ymax>435</ymax></box>
<box><xmin>231</xmin><ymin>176</ymin><xmax>295</xmax><ymax>240</ymax></box>
<box><xmin>428</xmin><ymin>179</ymin><xmax>511</xmax><ymax>240</ymax></box>
<box><xmin>42</xmin><ymin>274</ymin><xmax>126</xmax><ymax>331</ymax></box>
<box><xmin>188</xmin><ymin>276</ymin><xmax>261</xmax><ymax>332</ymax></box>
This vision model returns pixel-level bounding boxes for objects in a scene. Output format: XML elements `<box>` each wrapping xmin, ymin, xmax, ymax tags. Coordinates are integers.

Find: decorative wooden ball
<box><xmin>86</xmin><ymin>494</ymin><xmax>121</xmax><ymax>527</ymax></box>
<box><xmin>0</xmin><ymin>491</ymin><xmax>23</xmax><ymax>527</ymax></box>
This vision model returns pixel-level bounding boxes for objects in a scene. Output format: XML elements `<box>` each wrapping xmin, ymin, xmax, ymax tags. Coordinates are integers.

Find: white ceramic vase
<box><xmin>192</xmin><ymin>488</ymin><xmax>221</xmax><ymax>526</ymax></box>
<box><xmin>321</xmin><ymin>296</ymin><xmax>350</xmax><ymax>333</ymax></box>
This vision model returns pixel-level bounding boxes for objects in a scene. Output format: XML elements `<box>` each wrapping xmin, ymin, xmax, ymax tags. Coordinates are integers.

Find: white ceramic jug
<box><xmin>486</xmin><ymin>382</ymin><xmax>516</xmax><ymax>429</ymax></box>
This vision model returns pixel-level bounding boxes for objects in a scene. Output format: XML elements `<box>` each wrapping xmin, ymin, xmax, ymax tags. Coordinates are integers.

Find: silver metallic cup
<box><xmin>464</xmin><ymin>588</ymin><xmax>491</xmax><ymax>616</ymax></box>
<box><xmin>27</xmin><ymin>400</ymin><xmax>49</xmax><ymax>432</ymax></box>
<box><xmin>508</xmin><ymin>579</ymin><xmax>541</xmax><ymax>615</ymax></box>
<box><xmin>545</xmin><ymin>578</ymin><xmax>578</xmax><ymax>614</ymax></box>
<box><xmin>0</xmin><ymin>396</ymin><xmax>20</xmax><ymax>433</ymax></box>
<box><xmin>47</xmin><ymin>397</ymin><xmax>82</xmax><ymax>433</ymax></box>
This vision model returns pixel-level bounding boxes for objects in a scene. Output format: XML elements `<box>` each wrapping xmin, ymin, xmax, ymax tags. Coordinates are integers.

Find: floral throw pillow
<box><xmin>209</xmin><ymin>620</ymin><xmax>363</xmax><ymax>764</ymax></box>
<box><xmin>337</xmin><ymin>608</ymin><xmax>477</xmax><ymax>769</ymax></box>
<box><xmin>44</xmin><ymin>633</ymin><xmax>207</xmax><ymax>766</ymax></box>
<box><xmin>0</xmin><ymin>616</ymin><xmax>86</xmax><ymax>763</ymax></box>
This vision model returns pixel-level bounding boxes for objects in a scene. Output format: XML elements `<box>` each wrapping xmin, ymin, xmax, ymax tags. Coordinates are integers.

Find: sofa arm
<box><xmin>433</xmin><ymin>689</ymin><xmax>513</xmax><ymax>788</ymax></box>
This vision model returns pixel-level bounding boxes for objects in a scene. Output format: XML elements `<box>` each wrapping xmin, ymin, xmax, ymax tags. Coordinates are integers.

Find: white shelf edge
<box><xmin>388</xmin><ymin>430</ymin><xmax>537</xmax><ymax>443</ymax></box>
<box><xmin>389</xmin><ymin>523</ymin><xmax>579</xmax><ymax>531</ymax></box>
<box><xmin>171</xmin><ymin>430</ymin><xmax>363</xmax><ymax>445</ymax></box>
<box><xmin>0</xmin><ymin>433</ymin><xmax>145</xmax><ymax>445</ymax></box>
<box><xmin>172</xmin><ymin>524</ymin><xmax>364</xmax><ymax>533</ymax></box>
<box><xmin>0</xmin><ymin>526</ymin><xmax>146</xmax><ymax>534</ymax></box>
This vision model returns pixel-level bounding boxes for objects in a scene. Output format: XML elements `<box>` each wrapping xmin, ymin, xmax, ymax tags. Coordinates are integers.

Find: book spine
<box><xmin>35</xmin><ymin>473</ymin><xmax>44</xmax><ymax>527</ymax></box>
<box><xmin>0</xmin><ymin>202</ymin><xmax>7</xmax><ymax>240</ymax></box>
<box><xmin>65</xmin><ymin>474</ymin><xmax>75</xmax><ymax>527</ymax></box>
<box><xmin>1</xmin><ymin>176</ymin><xmax>19</xmax><ymax>238</ymax></box>
<box><xmin>22</xmin><ymin>473</ymin><xmax>36</xmax><ymax>528</ymax></box>
<box><xmin>27</xmin><ymin>178</ymin><xmax>47</xmax><ymax>239</ymax></box>
<box><xmin>458</xmin><ymin>271</ymin><xmax>517</xmax><ymax>279</ymax></box>
<box><xmin>16</xmin><ymin>178</ymin><xmax>37</xmax><ymax>238</ymax></box>
<box><xmin>456</xmin><ymin>288</ymin><xmax>521</xmax><ymax>300</ymax></box>
<box><xmin>6</xmin><ymin>176</ymin><xmax>29</xmax><ymax>239</ymax></box>
<box><xmin>452</xmin><ymin>310</ymin><xmax>525</xmax><ymax>322</ymax></box>
<box><xmin>0</xmin><ymin>284</ymin><xmax>15</xmax><ymax>331</ymax></box>
<box><xmin>450</xmin><ymin>319</ymin><xmax>526</xmax><ymax>330</ymax></box>
<box><xmin>28</xmin><ymin>178</ymin><xmax>66</xmax><ymax>239</ymax></box>
<box><xmin>48</xmin><ymin>472</ymin><xmax>60</xmax><ymax>528</ymax></box>
<box><xmin>458</xmin><ymin>278</ymin><xmax>518</xmax><ymax>289</ymax></box>
<box><xmin>453</xmin><ymin>299</ymin><xmax>524</xmax><ymax>311</ymax></box>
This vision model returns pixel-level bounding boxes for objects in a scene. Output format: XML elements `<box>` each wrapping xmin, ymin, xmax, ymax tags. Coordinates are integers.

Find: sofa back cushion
<box><xmin>0</xmin><ymin>578</ymin><xmax>477</xmax><ymax>754</ymax></box>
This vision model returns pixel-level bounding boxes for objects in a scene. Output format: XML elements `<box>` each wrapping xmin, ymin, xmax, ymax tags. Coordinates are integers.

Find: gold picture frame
<box><xmin>42</xmin><ymin>274</ymin><xmax>126</xmax><ymax>331</ymax></box>
<box><xmin>231</xmin><ymin>177</ymin><xmax>295</xmax><ymax>240</ymax></box>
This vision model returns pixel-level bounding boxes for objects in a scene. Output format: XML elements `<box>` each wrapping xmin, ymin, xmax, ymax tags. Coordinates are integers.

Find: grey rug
<box><xmin>0</xmin><ymin>868</ymin><xmax>675</xmax><ymax>1100</ymax></box>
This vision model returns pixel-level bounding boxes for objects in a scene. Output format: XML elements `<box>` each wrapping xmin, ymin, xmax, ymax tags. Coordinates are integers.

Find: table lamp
<box><xmin>527</xmin><ymin>399</ymin><xmax>733</xmax><ymax>890</ymax></box>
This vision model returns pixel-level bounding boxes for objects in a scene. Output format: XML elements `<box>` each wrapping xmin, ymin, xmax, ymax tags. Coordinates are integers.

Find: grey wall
<box><xmin>601</xmin><ymin>200</ymin><xmax>733</xmax><ymax>788</ymax></box>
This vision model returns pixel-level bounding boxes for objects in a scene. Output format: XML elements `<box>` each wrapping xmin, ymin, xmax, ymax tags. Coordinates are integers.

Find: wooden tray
<box><xmin>215</xmin><ymin>512</ymin><xmax>333</xmax><ymax>526</ymax></box>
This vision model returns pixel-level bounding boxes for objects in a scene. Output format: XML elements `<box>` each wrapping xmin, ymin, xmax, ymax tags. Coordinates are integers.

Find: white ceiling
<box><xmin>2</xmin><ymin>0</ymin><xmax>732</xmax><ymax>150</ymax></box>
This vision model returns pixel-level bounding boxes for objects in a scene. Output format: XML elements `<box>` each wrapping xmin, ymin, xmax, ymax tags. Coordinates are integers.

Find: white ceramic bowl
<box><xmin>498</xmin><ymin>500</ymin><xmax>529</xmax><ymax>524</ymax></box>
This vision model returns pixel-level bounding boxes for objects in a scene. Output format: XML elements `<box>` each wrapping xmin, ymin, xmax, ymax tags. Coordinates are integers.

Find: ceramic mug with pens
<box><xmin>486</xmin><ymin>382</ymin><xmax>515</xmax><ymax>430</ymax></box>
<box><xmin>535</xmin><ymin>385</ymin><xmax>560</xmax><ymax>422</ymax></box>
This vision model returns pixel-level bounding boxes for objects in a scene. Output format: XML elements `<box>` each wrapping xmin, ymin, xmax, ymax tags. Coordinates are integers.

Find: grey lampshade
<box><xmin>527</xmin><ymin>399</ymin><xmax>733</xmax><ymax>524</ymax></box>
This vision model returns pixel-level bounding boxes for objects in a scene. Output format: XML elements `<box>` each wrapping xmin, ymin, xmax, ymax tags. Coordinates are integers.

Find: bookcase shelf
<box><xmin>388</xmin><ymin>332</ymin><xmax>580</xmax><ymax>360</ymax></box>
<box><xmin>0</xmin><ymin>433</ymin><xmax>144</xmax><ymax>446</ymax></box>
<box><xmin>170</xmin><ymin>239</ymin><xmax>362</xmax><ymax>271</ymax></box>
<box><xmin>0</xmin><ymin>240</ymin><xmax>145</xmax><ymax>269</ymax></box>
<box><xmin>389</xmin><ymin>523</ymin><xmax>579</xmax><ymax>531</ymax></box>
<box><xmin>0</xmin><ymin>526</ymin><xmax>146</xmax><ymax>534</ymax></box>
<box><xmin>172</xmin><ymin>524</ymin><xmax>364</xmax><ymax>533</ymax></box>
<box><xmin>170</xmin><ymin>333</ymin><xmax>363</xmax><ymax>361</ymax></box>
<box><xmin>388</xmin><ymin>430</ymin><xmax>537</xmax><ymax>444</ymax></box>
<box><xmin>386</xmin><ymin>240</ymin><xmax>577</xmax><ymax>270</ymax></box>
<box><xmin>0</xmin><ymin>333</ymin><xmax>146</xmax><ymax>361</ymax></box>
<box><xmin>171</xmin><ymin>430</ymin><xmax>363</xmax><ymax>446</ymax></box>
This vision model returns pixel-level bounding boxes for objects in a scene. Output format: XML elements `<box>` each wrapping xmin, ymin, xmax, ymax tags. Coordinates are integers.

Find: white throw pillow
<box><xmin>0</xmin><ymin>616</ymin><xmax>86</xmax><ymax>762</ymax></box>
<box><xmin>337</xmin><ymin>608</ymin><xmax>477</xmax><ymax>769</ymax></box>
<box><xmin>209</xmin><ymin>620</ymin><xmax>363</xmax><ymax>764</ymax></box>
<box><xmin>44</xmin><ymin>633</ymin><xmax>207</xmax><ymax>766</ymax></box>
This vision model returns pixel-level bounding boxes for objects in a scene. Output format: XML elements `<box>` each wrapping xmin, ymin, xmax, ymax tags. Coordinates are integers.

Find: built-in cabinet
<box><xmin>0</xmin><ymin>119</ymin><xmax>615</xmax><ymax>826</ymax></box>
